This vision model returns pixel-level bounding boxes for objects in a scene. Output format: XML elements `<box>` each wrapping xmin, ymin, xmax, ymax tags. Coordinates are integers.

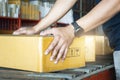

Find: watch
<box><xmin>71</xmin><ymin>21</ymin><xmax>84</xmax><ymax>36</ymax></box>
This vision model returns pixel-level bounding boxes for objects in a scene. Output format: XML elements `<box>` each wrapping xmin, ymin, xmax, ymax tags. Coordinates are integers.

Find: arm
<box><xmin>40</xmin><ymin>0</ymin><xmax>120</xmax><ymax>64</ymax></box>
<box><xmin>76</xmin><ymin>0</ymin><xmax>120</xmax><ymax>33</ymax></box>
<box><xmin>13</xmin><ymin>0</ymin><xmax>77</xmax><ymax>35</ymax></box>
<box><xmin>34</xmin><ymin>0</ymin><xmax>77</xmax><ymax>32</ymax></box>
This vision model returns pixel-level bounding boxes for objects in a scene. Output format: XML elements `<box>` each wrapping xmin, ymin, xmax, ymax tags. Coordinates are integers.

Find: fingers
<box><xmin>62</xmin><ymin>47</ymin><xmax>68</xmax><ymax>61</ymax></box>
<box><xmin>13</xmin><ymin>27</ymin><xmax>27</xmax><ymax>35</ymax></box>
<box><xmin>13</xmin><ymin>27</ymin><xmax>36</xmax><ymax>35</ymax></box>
<box><xmin>54</xmin><ymin>44</ymin><xmax>67</xmax><ymax>64</ymax></box>
<box><xmin>45</xmin><ymin>36</ymin><xmax>60</xmax><ymax>55</ymax></box>
<box><xmin>50</xmin><ymin>38</ymin><xmax>64</xmax><ymax>62</ymax></box>
<box><xmin>45</xmin><ymin>36</ymin><xmax>69</xmax><ymax>64</ymax></box>
<box><xmin>39</xmin><ymin>28</ymin><xmax>72</xmax><ymax>64</ymax></box>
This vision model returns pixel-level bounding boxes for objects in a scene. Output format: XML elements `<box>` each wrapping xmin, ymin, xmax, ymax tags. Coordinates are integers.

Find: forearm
<box><xmin>77</xmin><ymin>0</ymin><xmax>120</xmax><ymax>32</ymax></box>
<box><xmin>34</xmin><ymin>0</ymin><xmax>77</xmax><ymax>32</ymax></box>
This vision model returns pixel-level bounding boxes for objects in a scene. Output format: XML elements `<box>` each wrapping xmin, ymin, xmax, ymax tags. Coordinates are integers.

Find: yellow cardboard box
<box><xmin>0</xmin><ymin>35</ymin><xmax>85</xmax><ymax>72</ymax></box>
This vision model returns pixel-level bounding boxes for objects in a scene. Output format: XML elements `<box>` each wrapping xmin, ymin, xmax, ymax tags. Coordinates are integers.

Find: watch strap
<box><xmin>71</xmin><ymin>21</ymin><xmax>84</xmax><ymax>36</ymax></box>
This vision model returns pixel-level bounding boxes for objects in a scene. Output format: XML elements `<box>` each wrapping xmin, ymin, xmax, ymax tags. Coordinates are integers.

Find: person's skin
<box><xmin>13</xmin><ymin>0</ymin><xmax>120</xmax><ymax>64</ymax></box>
<box><xmin>13</xmin><ymin>0</ymin><xmax>77</xmax><ymax>35</ymax></box>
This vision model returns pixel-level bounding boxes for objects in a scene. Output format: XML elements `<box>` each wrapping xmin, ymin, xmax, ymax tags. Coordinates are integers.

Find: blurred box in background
<box><xmin>95</xmin><ymin>36</ymin><xmax>113</xmax><ymax>55</ymax></box>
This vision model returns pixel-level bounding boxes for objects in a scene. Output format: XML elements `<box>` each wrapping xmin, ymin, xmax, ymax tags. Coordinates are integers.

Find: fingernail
<box><xmin>50</xmin><ymin>57</ymin><xmax>53</xmax><ymax>61</ymax></box>
<box><xmin>54</xmin><ymin>61</ymin><xmax>58</xmax><ymax>64</ymax></box>
<box><xmin>13</xmin><ymin>32</ymin><xmax>18</xmax><ymax>35</ymax></box>
<box><xmin>45</xmin><ymin>51</ymin><xmax>48</xmax><ymax>55</ymax></box>
<box><xmin>40</xmin><ymin>32</ymin><xmax>44</xmax><ymax>35</ymax></box>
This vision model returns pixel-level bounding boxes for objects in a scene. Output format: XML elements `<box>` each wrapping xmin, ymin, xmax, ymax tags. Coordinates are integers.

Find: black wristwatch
<box><xmin>71</xmin><ymin>21</ymin><xmax>84</xmax><ymax>36</ymax></box>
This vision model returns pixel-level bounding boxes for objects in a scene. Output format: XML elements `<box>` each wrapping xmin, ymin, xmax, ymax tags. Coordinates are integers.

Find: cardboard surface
<box><xmin>0</xmin><ymin>35</ymin><xmax>85</xmax><ymax>72</ymax></box>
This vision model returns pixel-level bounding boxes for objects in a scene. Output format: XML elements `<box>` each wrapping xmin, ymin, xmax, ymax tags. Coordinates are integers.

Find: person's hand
<box><xmin>40</xmin><ymin>25</ymin><xmax>75</xmax><ymax>64</ymax></box>
<box><xmin>13</xmin><ymin>27</ymin><xmax>37</xmax><ymax>35</ymax></box>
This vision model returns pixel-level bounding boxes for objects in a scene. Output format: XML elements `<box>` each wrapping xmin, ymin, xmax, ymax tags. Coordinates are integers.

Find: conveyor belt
<box><xmin>0</xmin><ymin>55</ymin><xmax>115</xmax><ymax>80</ymax></box>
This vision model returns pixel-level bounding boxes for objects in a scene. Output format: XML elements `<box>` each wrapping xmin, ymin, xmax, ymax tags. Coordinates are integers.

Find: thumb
<box><xmin>13</xmin><ymin>27</ymin><xmax>27</xmax><ymax>35</ymax></box>
<box><xmin>13</xmin><ymin>29</ymin><xmax>27</xmax><ymax>35</ymax></box>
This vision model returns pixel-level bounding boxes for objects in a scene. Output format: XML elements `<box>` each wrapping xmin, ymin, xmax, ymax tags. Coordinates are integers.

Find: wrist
<box><xmin>67</xmin><ymin>24</ymin><xmax>75</xmax><ymax>37</ymax></box>
<box><xmin>33</xmin><ymin>19</ymin><xmax>48</xmax><ymax>33</ymax></box>
<box><xmin>71</xmin><ymin>21</ymin><xmax>84</xmax><ymax>36</ymax></box>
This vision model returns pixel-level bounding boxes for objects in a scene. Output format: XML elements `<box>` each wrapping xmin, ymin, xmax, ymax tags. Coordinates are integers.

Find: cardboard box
<box><xmin>95</xmin><ymin>36</ymin><xmax>113</xmax><ymax>55</ymax></box>
<box><xmin>0</xmin><ymin>35</ymin><xmax>85</xmax><ymax>72</ymax></box>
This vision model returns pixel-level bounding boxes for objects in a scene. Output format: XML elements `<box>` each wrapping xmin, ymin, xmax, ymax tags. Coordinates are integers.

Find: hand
<box><xmin>13</xmin><ymin>27</ymin><xmax>37</xmax><ymax>35</ymax></box>
<box><xmin>40</xmin><ymin>25</ymin><xmax>75</xmax><ymax>64</ymax></box>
